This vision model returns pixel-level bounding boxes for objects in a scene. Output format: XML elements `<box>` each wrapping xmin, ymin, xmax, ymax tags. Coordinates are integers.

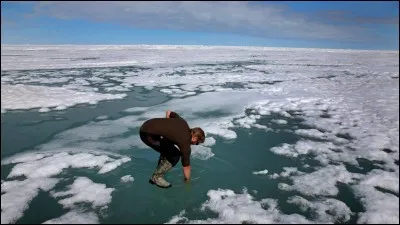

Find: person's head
<box><xmin>190</xmin><ymin>127</ymin><xmax>205</xmax><ymax>145</ymax></box>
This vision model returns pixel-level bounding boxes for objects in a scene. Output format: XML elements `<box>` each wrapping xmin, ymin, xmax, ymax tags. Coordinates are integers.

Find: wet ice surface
<box><xmin>1</xmin><ymin>45</ymin><xmax>399</xmax><ymax>224</ymax></box>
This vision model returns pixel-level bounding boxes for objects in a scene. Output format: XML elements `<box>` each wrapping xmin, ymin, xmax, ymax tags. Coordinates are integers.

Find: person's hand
<box><xmin>184</xmin><ymin>178</ymin><xmax>191</xmax><ymax>192</ymax></box>
<box><xmin>183</xmin><ymin>166</ymin><xmax>191</xmax><ymax>180</ymax></box>
<box><xmin>166</xmin><ymin>110</ymin><xmax>172</xmax><ymax>118</ymax></box>
<box><xmin>184</xmin><ymin>177</ymin><xmax>190</xmax><ymax>184</ymax></box>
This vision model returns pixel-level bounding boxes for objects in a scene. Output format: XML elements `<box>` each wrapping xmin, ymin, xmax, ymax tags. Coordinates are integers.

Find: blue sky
<box><xmin>1</xmin><ymin>1</ymin><xmax>398</xmax><ymax>50</ymax></box>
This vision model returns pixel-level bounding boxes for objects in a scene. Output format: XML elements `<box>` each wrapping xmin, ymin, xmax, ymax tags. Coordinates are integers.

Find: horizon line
<box><xmin>1</xmin><ymin>43</ymin><xmax>399</xmax><ymax>52</ymax></box>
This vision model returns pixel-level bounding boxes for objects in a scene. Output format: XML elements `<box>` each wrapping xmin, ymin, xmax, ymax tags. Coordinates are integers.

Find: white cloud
<box><xmin>30</xmin><ymin>1</ymin><xmax>369</xmax><ymax>41</ymax></box>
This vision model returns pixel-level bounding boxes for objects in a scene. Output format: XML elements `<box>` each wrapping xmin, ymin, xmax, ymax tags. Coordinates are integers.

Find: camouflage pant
<box><xmin>153</xmin><ymin>155</ymin><xmax>172</xmax><ymax>178</ymax></box>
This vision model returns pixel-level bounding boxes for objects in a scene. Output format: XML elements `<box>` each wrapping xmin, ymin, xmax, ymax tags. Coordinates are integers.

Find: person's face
<box><xmin>191</xmin><ymin>136</ymin><xmax>202</xmax><ymax>145</ymax></box>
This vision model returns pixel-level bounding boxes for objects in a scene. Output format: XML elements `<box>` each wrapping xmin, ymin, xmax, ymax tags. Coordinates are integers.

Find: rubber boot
<box><xmin>149</xmin><ymin>156</ymin><xmax>172</xmax><ymax>188</ymax></box>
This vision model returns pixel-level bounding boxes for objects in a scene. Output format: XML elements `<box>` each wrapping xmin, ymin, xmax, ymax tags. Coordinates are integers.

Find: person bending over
<box><xmin>139</xmin><ymin>110</ymin><xmax>205</xmax><ymax>188</ymax></box>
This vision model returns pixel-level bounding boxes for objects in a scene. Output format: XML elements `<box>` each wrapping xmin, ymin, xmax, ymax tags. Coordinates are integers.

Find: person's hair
<box><xmin>191</xmin><ymin>127</ymin><xmax>205</xmax><ymax>143</ymax></box>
